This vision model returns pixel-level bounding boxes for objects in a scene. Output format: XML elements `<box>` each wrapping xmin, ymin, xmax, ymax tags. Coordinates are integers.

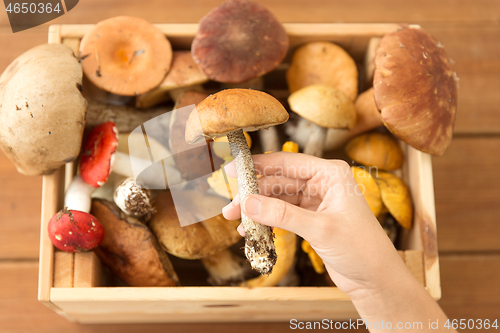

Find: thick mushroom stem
<box><xmin>258</xmin><ymin>127</ymin><xmax>280</xmax><ymax>153</ymax></box>
<box><xmin>201</xmin><ymin>249</ymin><xmax>249</xmax><ymax>285</ymax></box>
<box><xmin>303</xmin><ymin>124</ymin><xmax>328</xmax><ymax>157</ymax></box>
<box><xmin>226</xmin><ymin>129</ymin><xmax>277</xmax><ymax>275</ymax></box>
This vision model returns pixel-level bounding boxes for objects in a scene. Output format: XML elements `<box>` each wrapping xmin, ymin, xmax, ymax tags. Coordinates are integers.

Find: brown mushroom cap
<box><xmin>288</xmin><ymin>84</ymin><xmax>356</xmax><ymax>129</ymax></box>
<box><xmin>150</xmin><ymin>191</ymin><xmax>241</xmax><ymax>259</ymax></box>
<box><xmin>373</xmin><ymin>26</ymin><xmax>457</xmax><ymax>156</ymax></box>
<box><xmin>286</xmin><ymin>41</ymin><xmax>358</xmax><ymax>100</ymax></box>
<box><xmin>185</xmin><ymin>89</ymin><xmax>289</xmax><ymax>143</ymax></box>
<box><xmin>91</xmin><ymin>199</ymin><xmax>179</xmax><ymax>287</ymax></box>
<box><xmin>80</xmin><ymin>16</ymin><xmax>173</xmax><ymax>96</ymax></box>
<box><xmin>192</xmin><ymin>0</ymin><xmax>289</xmax><ymax>83</ymax></box>
<box><xmin>136</xmin><ymin>51</ymin><xmax>209</xmax><ymax>108</ymax></box>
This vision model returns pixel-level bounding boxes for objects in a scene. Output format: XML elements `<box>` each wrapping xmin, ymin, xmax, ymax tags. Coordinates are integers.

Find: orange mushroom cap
<box><xmin>80</xmin><ymin>16</ymin><xmax>173</xmax><ymax>96</ymax></box>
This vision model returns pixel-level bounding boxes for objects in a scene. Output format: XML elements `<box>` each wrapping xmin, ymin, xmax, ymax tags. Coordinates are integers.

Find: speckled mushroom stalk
<box><xmin>227</xmin><ymin>129</ymin><xmax>277</xmax><ymax>275</ymax></box>
<box><xmin>303</xmin><ymin>125</ymin><xmax>328</xmax><ymax>157</ymax></box>
<box><xmin>113</xmin><ymin>177</ymin><xmax>154</xmax><ymax>221</ymax></box>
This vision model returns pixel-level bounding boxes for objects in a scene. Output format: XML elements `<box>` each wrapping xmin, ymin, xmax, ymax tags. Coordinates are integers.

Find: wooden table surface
<box><xmin>1</xmin><ymin>1</ymin><xmax>499</xmax><ymax>332</ymax></box>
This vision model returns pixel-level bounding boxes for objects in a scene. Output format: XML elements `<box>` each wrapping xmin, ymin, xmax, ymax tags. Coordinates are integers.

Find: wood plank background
<box><xmin>1</xmin><ymin>0</ymin><xmax>499</xmax><ymax>331</ymax></box>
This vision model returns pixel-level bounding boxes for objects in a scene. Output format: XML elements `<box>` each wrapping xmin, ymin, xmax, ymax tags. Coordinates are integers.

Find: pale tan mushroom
<box><xmin>288</xmin><ymin>84</ymin><xmax>356</xmax><ymax>157</ymax></box>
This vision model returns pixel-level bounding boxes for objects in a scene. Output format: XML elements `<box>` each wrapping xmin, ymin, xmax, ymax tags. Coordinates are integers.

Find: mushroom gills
<box><xmin>226</xmin><ymin>129</ymin><xmax>277</xmax><ymax>275</ymax></box>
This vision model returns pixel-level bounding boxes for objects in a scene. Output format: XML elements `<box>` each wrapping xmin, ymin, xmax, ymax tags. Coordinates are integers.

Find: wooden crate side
<box><xmin>404</xmin><ymin>250</ymin><xmax>426</xmax><ymax>286</ymax></box>
<box><xmin>405</xmin><ymin>147</ymin><xmax>441</xmax><ymax>299</ymax></box>
<box><xmin>53</xmin><ymin>252</ymin><xmax>74</xmax><ymax>288</ymax></box>
<box><xmin>73</xmin><ymin>252</ymin><xmax>102</xmax><ymax>288</ymax></box>
<box><xmin>51</xmin><ymin>287</ymin><xmax>357</xmax><ymax>323</ymax></box>
<box><xmin>38</xmin><ymin>167</ymin><xmax>65</xmax><ymax>309</ymax></box>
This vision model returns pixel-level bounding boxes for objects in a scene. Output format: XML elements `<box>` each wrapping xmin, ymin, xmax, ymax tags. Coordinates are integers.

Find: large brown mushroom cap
<box><xmin>185</xmin><ymin>89</ymin><xmax>289</xmax><ymax>143</ymax></box>
<box><xmin>80</xmin><ymin>16</ymin><xmax>172</xmax><ymax>96</ymax></box>
<box><xmin>91</xmin><ymin>199</ymin><xmax>179</xmax><ymax>287</ymax></box>
<box><xmin>192</xmin><ymin>0</ymin><xmax>289</xmax><ymax>83</ymax></box>
<box><xmin>0</xmin><ymin>44</ymin><xmax>86</xmax><ymax>176</ymax></box>
<box><xmin>150</xmin><ymin>191</ymin><xmax>241</xmax><ymax>259</ymax></box>
<box><xmin>373</xmin><ymin>26</ymin><xmax>457</xmax><ymax>156</ymax></box>
<box><xmin>286</xmin><ymin>41</ymin><xmax>358</xmax><ymax>100</ymax></box>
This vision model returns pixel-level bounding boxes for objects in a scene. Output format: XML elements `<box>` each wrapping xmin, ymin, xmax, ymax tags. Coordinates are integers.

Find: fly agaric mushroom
<box><xmin>373</xmin><ymin>171</ymin><xmax>413</xmax><ymax>229</ymax></box>
<box><xmin>373</xmin><ymin>26</ymin><xmax>458</xmax><ymax>156</ymax></box>
<box><xmin>288</xmin><ymin>84</ymin><xmax>356</xmax><ymax>157</ymax></box>
<box><xmin>113</xmin><ymin>177</ymin><xmax>154</xmax><ymax>220</ymax></box>
<box><xmin>91</xmin><ymin>199</ymin><xmax>179</xmax><ymax>286</ymax></box>
<box><xmin>185</xmin><ymin>89</ymin><xmax>289</xmax><ymax>274</ymax></box>
<box><xmin>80</xmin><ymin>122</ymin><xmax>118</xmax><ymax>188</ymax></box>
<box><xmin>286</xmin><ymin>41</ymin><xmax>359</xmax><ymax>100</ymax></box>
<box><xmin>0</xmin><ymin>44</ymin><xmax>87</xmax><ymax>176</ymax></box>
<box><xmin>48</xmin><ymin>208</ymin><xmax>105</xmax><ymax>253</ymax></box>
<box><xmin>136</xmin><ymin>51</ymin><xmax>209</xmax><ymax>108</ymax></box>
<box><xmin>79</xmin><ymin>16</ymin><xmax>173</xmax><ymax>96</ymax></box>
<box><xmin>351</xmin><ymin>166</ymin><xmax>383</xmax><ymax>217</ymax></box>
<box><xmin>345</xmin><ymin>132</ymin><xmax>404</xmax><ymax>171</ymax></box>
<box><xmin>191</xmin><ymin>0</ymin><xmax>289</xmax><ymax>83</ymax></box>
<box><xmin>150</xmin><ymin>190</ymin><xmax>248</xmax><ymax>285</ymax></box>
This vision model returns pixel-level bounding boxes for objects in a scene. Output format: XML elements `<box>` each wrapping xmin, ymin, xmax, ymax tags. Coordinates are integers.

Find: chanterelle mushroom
<box><xmin>373</xmin><ymin>26</ymin><xmax>458</xmax><ymax>156</ymax></box>
<box><xmin>191</xmin><ymin>0</ymin><xmax>289</xmax><ymax>83</ymax></box>
<box><xmin>185</xmin><ymin>89</ymin><xmax>289</xmax><ymax>274</ymax></box>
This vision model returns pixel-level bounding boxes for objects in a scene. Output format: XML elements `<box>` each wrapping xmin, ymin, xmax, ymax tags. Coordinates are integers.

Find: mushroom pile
<box><xmin>0</xmin><ymin>0</ymin><xmax>457</xmax><ymax>287</ymax></box>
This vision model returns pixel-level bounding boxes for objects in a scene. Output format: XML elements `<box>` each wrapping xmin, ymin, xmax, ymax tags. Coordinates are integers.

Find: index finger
<box><xmin>224</xmin><ymin>151</ymin><xmax>333</xmax><ymax>180</ymax></box>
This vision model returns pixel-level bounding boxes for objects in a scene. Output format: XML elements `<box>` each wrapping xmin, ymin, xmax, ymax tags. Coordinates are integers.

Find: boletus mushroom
<box><xmin>79</xmin><ymin>16</ymin><xmax>173</xmax><ymax>96</ymax></box>
<box><xmin>373</xmin><ymin>26</ymin><xmax>458</xmax><ymax>156</ymax></box>
<box><xmin>191</xmin><ymin>0</ymin><xmax>289</xmax><ymax>83</ymax></box>
<box><xmin>150</xmin><ymin>190</ymin><xmax>247</xmax><ymax>285</ymax></box>
<box><xmin>185</xmin><ymin>89</ymin><xmax>289</xmax><ymax>274</ymax></box>
<box><xmin>288</xmin><ymin>84</ymin><xmax>356</xmax><ymax>157</ymax></box>
<box><xmin>91</xmin><ymin>199</ymin><xmax>179</xmax><ymax>286</ymax></box>
<box><xmin>0</xmin><ymin>44</ymin><xmax>86</xmax><ymax>175</ymax></box>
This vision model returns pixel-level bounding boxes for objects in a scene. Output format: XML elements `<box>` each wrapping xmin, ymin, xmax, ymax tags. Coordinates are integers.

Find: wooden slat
<box><xmin>0</xmin><ymin>262</ymin><xmax>365</xmax><ymax>331</ymax></box>
<box><xmin>403</xmin><ymin>250</ymin><xmax>426</xmax><ymax>286</ymax></box>
<box><xmin>2</xmin><ymin>255</ymin><xmax>498</xmax><ymax>329</ymax></box>
<box><xmin>433</xmin><ymin>137</ymin><xmax>500</xmax><ymax>252</ymax></box>
<box><xmin>73</xmin><ymin>252</ymin><xmax>102</xmax><ymax>288</ymax></box>
<box><xmin>53</xmin><ymin>252</ymin><xmax>74</xmax><ymax>288</ymax></box>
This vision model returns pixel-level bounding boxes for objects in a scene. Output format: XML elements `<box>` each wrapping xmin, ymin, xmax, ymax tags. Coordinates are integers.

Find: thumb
<box><xmin>241</xmin><ymin>194</ymin><xmax>320</xmax><ymax>240</ymax></box>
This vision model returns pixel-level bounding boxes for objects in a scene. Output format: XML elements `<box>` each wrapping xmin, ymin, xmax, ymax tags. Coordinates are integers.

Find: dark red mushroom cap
<box><xmin>48</xmin><ymin>208</ymin><xmax>105</xmax><ymax>252</ymax></box>
<box><xmin>80</xmin><ymin>122</ymin><xmax>118</xmax><ymax>187</ymax></box>
<box><xmin>191</xmin><ymin>0</ymin><xmax>289</xmax><ymax>83</ymax></box>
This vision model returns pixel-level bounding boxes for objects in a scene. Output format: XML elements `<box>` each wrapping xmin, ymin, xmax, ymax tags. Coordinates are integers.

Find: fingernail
<box><xmin>237</xmin><ymin>224</ymin><xmax>245</xmax><ymax>237</ymax></box>
<box><xmin>243</xmin><ymin>196</ymin><xmax>262</xmax><ymax>215</ymax></box>
<box><xmin>222</xmin><ymin>202</ymin><xmax>232</xmax><ymax>215</ymax></box>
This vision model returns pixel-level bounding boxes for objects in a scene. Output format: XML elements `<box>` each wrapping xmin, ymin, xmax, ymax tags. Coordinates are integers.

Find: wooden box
<box><xmin>38</xmin><ymin>23</ymin><xmax>440</xmax><ymax>323</ymax></box>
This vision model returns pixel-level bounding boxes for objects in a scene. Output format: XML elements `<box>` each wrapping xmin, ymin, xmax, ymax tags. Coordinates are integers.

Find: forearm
<box><xmin>349</xmin><ymin>268</ymin><xmax>455</xmax><ymax>333</ymax></box>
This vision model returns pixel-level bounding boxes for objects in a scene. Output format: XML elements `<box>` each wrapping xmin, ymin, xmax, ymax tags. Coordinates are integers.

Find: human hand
<box><xmin>222</xmin><ymin>152</ymin><xmax>410</xmax><ymax>297</ymax></box>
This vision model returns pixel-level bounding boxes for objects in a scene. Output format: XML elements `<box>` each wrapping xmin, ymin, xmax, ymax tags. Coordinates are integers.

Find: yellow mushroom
<box><xmin>241</xmin><ymin>141</ymin><xmax>299</xmax><ymax>287</ymax></box>
<box><xmin>350</xmin><ymin>166</ymin><xmax>383</xmax><ymax>216</ymax></box>
<box><xmin>301</xmin><ymin>240</ymin><xmax>325</xmax><ymax>274</ymax></box>
<box><xmin>345</xmin><ymin>132</ymin><xmax>404</xmax><ymax>171</ymax></box>
<box><xmin>373</xmin><ymin>171</ymin><xmax>413</xmax><ymax>229</ymax></box>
